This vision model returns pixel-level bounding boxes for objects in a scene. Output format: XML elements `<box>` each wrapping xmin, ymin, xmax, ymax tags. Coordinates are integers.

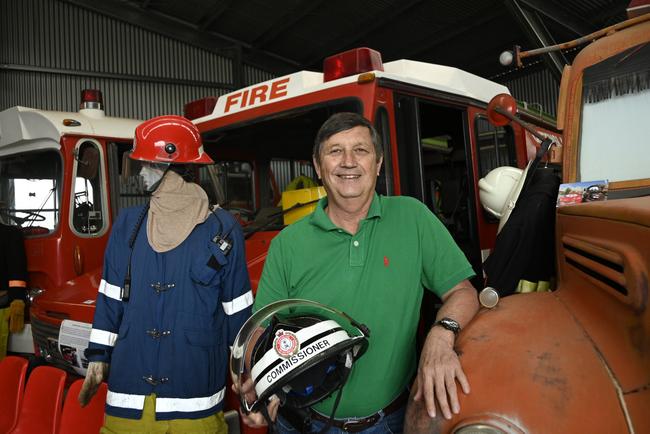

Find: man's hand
<box><xmin>232</xmin><ymin>378</ymin><xmax>281</xmax><ymax>427</ymax></box>
<box><xmin>78</xmin><ymin>361</ymin><xmax>109</xmax><ymax>407</ymax></box>
<box><xmin>413</xmin><ymin>326</ymin><xmax>470</xmax><ymax>420</ymax></box>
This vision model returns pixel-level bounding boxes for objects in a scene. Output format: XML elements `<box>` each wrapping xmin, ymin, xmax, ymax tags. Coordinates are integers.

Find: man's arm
<box><xmin>412</xmin><ymin>279</ymin><xmax>479</xmax><ymax>421</ymax></box>
<box><xmin>238</xmin><ymin>237</ymin><xmax>288</xmax><ymax>427</ymax></box>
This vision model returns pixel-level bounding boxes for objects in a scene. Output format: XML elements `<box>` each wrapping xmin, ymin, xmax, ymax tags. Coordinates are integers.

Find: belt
<box><xmin>309</xmin><ymin>390</ymin><xmax>408</xmax><ymax>433</ymax></box>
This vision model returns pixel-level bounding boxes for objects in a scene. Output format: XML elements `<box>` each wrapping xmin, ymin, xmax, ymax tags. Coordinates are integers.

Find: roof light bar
<box><xmin>184</xmin><ymin>97</ymin><xmax>218</xmax><ymax>120</ymax></box>
<box><xmin>79</xmin><ymin>89</ymin><xmax>103</xmax><ymax>110</ymax></box>
<box><xmin>323</xmin><ymin>47</ymin><xmax>384</xmax><ymax>82</ymax></box>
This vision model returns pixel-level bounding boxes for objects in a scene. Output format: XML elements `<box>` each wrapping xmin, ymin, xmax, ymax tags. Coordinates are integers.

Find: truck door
<box><xmin>394</xmin><ymin>93</ymin><xmax>482</xmax><ymax>283</ymax></box>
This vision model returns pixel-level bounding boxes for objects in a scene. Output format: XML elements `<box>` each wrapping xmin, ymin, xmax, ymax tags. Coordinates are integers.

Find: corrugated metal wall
<box><xmin>499</xmin><ymin>68</ymin><xmax>559</xmax><ymax>118</ymax></box>
<box><xmin>0</xmin><ymin>0</ymin><xmax>276</xmax><ymax>118</ymax></box>
<box><xmin>271</xmin><ymin>160</ymin><xmax>317</xmax><ymax>192</ymax></box>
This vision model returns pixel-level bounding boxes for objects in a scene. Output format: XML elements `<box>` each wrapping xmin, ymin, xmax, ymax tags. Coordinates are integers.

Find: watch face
<box><xmin>438</xmin><ymin>318</ymin><xmax>460</xmax><ymax>334</ymax></box>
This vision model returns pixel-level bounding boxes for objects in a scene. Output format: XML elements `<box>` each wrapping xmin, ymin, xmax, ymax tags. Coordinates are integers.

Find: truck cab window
<box><xmin>375</xmin><ymin>107</ymin><xmax>393</xmax><ymax>196</ymax></box>
<box><xmin>579</xmin><ymin>42</ymin><xmax>650</xmax><ymax>184</ymax></box>
<box><xmin>0</xmin><ymin>150</ymin><xmax>62</xmax><ymax>235</ymax></box>
<box><xmin>201</xmin><ymin>99</ymin><xmax>360</xmax><ymax>233</ymax></box>
<box><xmin>474</xmin><ymin>116</ymin><xmax>516</xmax><ymax>178</ymax></box>
<box><xmin>71</xmin><ymin>141</ymin><xmax>106</xmax><ymax>235</ymax></box>
<box><xmin>107</xmin><ymin>141</ymin><xmax>150</xmax><ymax>216</ymax></box>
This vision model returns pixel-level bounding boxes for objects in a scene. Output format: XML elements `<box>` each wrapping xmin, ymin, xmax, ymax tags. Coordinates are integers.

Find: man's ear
<box><xmin>313</xmin><ymin>156</ymin><xmax>322</xmax><ymax>180</ymax></box>
<box><xmin>376</xmin><ymin>155</ymin><xmax>384</xmax><ymax>176</ymax></box>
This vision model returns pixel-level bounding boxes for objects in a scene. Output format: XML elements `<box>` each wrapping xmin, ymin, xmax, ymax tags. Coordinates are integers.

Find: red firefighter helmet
<box><xmin>131</xmin><ymin>115</ymin><xmax>213</xmax><ymax>164</ymax></box>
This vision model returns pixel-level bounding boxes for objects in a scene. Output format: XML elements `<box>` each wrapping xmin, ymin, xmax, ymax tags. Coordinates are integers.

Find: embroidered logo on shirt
<box><xmin>273</xmin><ymin>330</ymin><xmax>300</xmax><ymax>358</ymax></box>
<box><xmin>384</xmin><ymin>256</ymin><xmax>389</xmax><ymax>267</ymax></box>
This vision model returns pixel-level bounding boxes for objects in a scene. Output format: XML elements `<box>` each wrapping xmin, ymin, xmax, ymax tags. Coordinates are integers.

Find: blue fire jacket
<box><xmin>86</xmin><ymin>205</ymin><xmax>252</xmax><ymax>420</ymax></box>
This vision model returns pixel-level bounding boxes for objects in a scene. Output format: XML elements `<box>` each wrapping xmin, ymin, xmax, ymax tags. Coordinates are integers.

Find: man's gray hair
<box><xmin>313</xmin><ymin>112</ymin><xmax>383</xmax><ymax>164</ymax></box>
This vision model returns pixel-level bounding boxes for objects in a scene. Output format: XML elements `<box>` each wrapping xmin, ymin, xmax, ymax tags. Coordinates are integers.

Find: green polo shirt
<box><xmin>254</xmin><ymin>194</ymin><xmax>475</xmax><ymax>418</ymax></box>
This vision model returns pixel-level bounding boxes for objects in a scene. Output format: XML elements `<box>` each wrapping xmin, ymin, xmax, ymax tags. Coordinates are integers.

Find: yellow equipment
<box><xmin>281</xmin><ymin>186</ymin><xmax>326</xmax><ymax>225</ymax></box>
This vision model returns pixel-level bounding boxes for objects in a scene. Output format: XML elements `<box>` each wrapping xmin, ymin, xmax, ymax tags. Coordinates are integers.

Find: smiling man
<box><xmin>246</xmin><ymin>112</ymin><xmax>480</xmax><ymax>433</ymax></box>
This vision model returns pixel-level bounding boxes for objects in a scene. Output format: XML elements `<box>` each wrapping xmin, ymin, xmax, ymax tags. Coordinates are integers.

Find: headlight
<box><xmin>455</xmin><ymin>425</ymin><xmax>505</xmax><ymax>434</ymax></box>
<box><xmin>28</xmin><ymin>287</ymin><xmax>45</xmax><ymax>303</ymax></box>
<box><xmin>453</xmin><ymin>415</ymin><xmax>524</xmax><ymax>434</ymax></box>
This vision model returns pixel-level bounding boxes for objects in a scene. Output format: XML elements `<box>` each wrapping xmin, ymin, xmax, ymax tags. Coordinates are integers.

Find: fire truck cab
<box><xmin>189</xmin><ymin>47</ymin><xmax>561</xmax><ymax>293</ymax></box>
<box><xmin>0</xmin><ymin>91</ymin><xmax>148</xmax><ymax>369</ymax></box>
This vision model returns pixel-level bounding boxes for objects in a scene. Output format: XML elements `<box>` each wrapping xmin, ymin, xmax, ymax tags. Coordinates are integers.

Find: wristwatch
<box><xmin>433</xmin><ymin>317</ymin><xmax>461</xmax><ymax>336</ymax></box>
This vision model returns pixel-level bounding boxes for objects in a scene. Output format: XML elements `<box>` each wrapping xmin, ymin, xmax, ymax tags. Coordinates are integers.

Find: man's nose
<box><xmin>340</xmin><ymin>149</ymin><xmax>357</xmax><ymax>167</ymax></box>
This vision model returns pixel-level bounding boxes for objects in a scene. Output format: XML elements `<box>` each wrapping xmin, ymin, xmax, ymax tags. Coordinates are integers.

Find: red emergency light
<box><xmin>323</xmin><ymin>47</ymin><xmax>384</xmax><ymax>82</ymax></box>
<box><xmin>79</xmin><ymin>89</ymin><xmax>103</xmax><ymax>110</ymax></box>
<box><xmin>184</xmin><ymin>96</ymin><xmax>218</xmax><ymax>120</ymax></box>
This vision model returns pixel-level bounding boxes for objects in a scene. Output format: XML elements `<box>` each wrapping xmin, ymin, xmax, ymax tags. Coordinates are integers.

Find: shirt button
<box><xmin>353</xmin><ymin>241</ymin><xmax>359</xmax><ymax>247</ymax></box>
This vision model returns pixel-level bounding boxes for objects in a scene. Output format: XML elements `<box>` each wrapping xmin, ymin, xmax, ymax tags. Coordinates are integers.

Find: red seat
<box><xmin>10</xmin><ymin>365</ymin><xmax>66</xmax><ymax>434</ymax></box>
<box><xmin>0</xmin><ymin>356</ymin><xmax>29</xmax><ymax>434</ymax></box>
<box><xmin>59</xmin><ymin>379</ymin><xmax>106</xmax><ymax>434</ymax></box>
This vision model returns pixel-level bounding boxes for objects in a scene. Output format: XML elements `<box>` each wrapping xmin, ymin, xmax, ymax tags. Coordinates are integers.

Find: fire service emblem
<box><xmin>273</xmin><ymin>329</ymin><xmax>300</xmax><ymax>358</ymax></box>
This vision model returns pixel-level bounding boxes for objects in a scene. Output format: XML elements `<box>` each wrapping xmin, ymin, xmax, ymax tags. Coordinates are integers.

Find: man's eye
<box><xmin>329</xmin><ymin>149</ymin><xmax>342</xmax><ymax>154</ymax></box>
<box><xmin>355</xmin><ymin>148</ymin><xmax>370</xmax><ymax>154</ymax></box>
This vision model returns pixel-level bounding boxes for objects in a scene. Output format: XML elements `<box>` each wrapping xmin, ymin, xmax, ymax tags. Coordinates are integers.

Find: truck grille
<box><xmin>30</xmin><ymin>315</ymin><xmax>80</xmax><ymax>373</ymax></box>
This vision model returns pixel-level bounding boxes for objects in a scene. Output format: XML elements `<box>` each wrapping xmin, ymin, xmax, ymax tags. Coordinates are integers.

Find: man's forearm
<box><xmin>435</xmin><ymin>281</ymin><xmax>479</xmax><ymax>330</ymax></box>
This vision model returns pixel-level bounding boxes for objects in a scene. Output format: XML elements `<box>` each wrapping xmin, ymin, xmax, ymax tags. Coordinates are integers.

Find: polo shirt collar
<box><xmin>310</xmin><ymin>193</ymin><xmax>382</xmax><ymax>231</ymax></box>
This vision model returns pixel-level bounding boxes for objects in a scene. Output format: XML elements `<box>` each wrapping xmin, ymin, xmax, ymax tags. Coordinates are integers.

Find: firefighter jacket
<box><xmin>86</xmin><ymin>205</ymin><xmax>253</xmax><ymax>420</ymax></box>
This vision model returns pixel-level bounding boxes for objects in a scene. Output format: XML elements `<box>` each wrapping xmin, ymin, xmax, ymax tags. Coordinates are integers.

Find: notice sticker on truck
<box><xmin>58</xmin><ymin>320</ymin><xmax>92</xmax><ymax>376</ymax></box>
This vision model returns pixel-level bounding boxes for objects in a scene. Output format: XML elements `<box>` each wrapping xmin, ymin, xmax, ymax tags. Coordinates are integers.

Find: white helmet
<box><xmin>479</xmin><ymin>163</ymin><xmax>534</xmax><ymax>233</ymax></box>
<box><xmin>230</xmin><ymin>299</ymin><xmax>369</xmax><ymax>416</ymax></box>
<box><xmin>478</xmin><ymin>166</ymin><xmax>523</xmax><ymax>219</ymax></box>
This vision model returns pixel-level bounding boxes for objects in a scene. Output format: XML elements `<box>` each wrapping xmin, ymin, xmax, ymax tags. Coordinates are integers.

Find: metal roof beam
<box><xmin>504</xmin><ymin>0</ymin><xmax>566</xmax><ymax>83</ymax></box>
<box><xmin>61</xmin><ymin>0</ymin><xmax>300</xmax><ymax>76</ymax></box>
<box><xmin>304</xmin><ymin>0</ymin><xmax>424</xmax><ymax>66</ymax></box>
<box><xmin>517</xmin><ymin>0</ymin><xmax>594</xmax><ymax>36</ymax></box>
<box><xmin>197</xmin><ymin>0</ymin><xmax>236</xmax><ymax>31</ymax></box>
<box><xmin>253</xmin><ymin>0</ymin><xmax>328</xmax><ymax>49</ymax></box>
<box><xmin>399</xmin><ymin>9</ymin><xmax>502</xmax><ymax>59</ymax></box>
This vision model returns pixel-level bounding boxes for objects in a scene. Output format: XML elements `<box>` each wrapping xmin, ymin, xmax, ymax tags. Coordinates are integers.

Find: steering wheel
<box><xmin>2</xmin><ymin>209</ymin><xmax>46</xmax><ymax>225</ymax></box>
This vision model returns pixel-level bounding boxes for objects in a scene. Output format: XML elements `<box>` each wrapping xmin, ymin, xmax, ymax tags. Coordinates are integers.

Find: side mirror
<box><xmin>487</xmin><ymin>93</ymin><xmax>518</xmax><ymax>127</ymax></box>
<box><xmin>486</xmin><ymin>93</ymin><xmax>551</xmax><ymax>147</ymax></box>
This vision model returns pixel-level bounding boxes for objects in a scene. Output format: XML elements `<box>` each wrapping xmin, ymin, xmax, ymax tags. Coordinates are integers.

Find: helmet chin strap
<box><xmin>316</xmin><ymin>351</ymin><xmax>353</xmax><ymax>434</ymax></box>
<box><xmin>265</xmin><ymin>351</ymin><xmax>354</xmax><ymax>434</ymax></box>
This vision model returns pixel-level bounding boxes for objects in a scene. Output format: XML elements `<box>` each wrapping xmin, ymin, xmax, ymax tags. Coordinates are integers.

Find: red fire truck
<box><xmin>8</xmin><ymin>48</ymin><xmax>559</xmax><ymax>371</ymax></box>
<box><xmin>0</xmin><ymin>92</ymin><xmax>142</xmax><ymax>367</ymax></box>
<box><xmin>188</xmin><ymin>47</ymin><xmax>561</xmax><ymax>295</ymax></box>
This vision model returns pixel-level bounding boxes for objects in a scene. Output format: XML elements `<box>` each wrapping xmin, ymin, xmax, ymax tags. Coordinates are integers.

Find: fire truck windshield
<box><xmin>578</xmin><ymin>42</ymin><xmax>650</xmax><ymax>183</ymax></box>
<box><xmin>0</xmin><ymin>150</ymin><xmax>62</xmax><ymax>234</ymax></box>
<box><xmin>200</xmin><ymin>99</ymin><xmax>362</xmax><ymax>230</ymax></box>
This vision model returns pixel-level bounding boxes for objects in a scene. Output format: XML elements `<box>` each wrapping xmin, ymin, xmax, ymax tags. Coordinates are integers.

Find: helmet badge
<box><xmin>273</xmin><ymin>329</ymin><xmax>300</xmax><ymax>358</ymax></box>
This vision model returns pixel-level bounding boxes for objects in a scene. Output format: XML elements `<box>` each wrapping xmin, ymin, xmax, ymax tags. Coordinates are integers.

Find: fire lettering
<box><xmin>269</xmin><ymin>78</ymin><xmax>290</xmax><ymax>99</ymax></box>
<box><xmin>224</xmin><ymin>92</ymin><xmax>242</xmax><ymax>113</ymax></box>
<box><xmin>249</xmin><ymin>85</ymin><xmax>268</xmax><ymax>105</ymax></box>
<box><xmin>223</xmin><ymin>77</ymin><xmax>291</xmax><ymax>113</ymax></box>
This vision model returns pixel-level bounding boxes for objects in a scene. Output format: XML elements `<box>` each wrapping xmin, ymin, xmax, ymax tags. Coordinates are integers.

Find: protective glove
<box><xmin>8</xmin><ymin>299</ymin><xmax>25</xmax><ymax>333</ymax></box>
<box><xmin>78</xmin><ymin>361</ymin><xmax>109</xmax><ymax>407</ymax></box>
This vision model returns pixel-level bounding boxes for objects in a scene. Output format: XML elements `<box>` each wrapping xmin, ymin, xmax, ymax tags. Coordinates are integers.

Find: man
<box><xmin>79</xmin><ymin>115</ymin><xmax>253</xmax><ymax>434</ymax></box>
<box><xmin>0</xmin><ymin>221</ymin><xmax>28</xmax><ymax>360</ymax></box>
<box><xmin>244</xmin><ymin>112</ymin><xmax>479</xmax><ymax>432</ymax></box>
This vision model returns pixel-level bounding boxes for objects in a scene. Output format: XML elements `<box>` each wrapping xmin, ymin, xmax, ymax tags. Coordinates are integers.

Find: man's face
<box><xmin>314</xmin><ymin>126</ymin><xmax>382</xmax><ymax>208</ymax></box>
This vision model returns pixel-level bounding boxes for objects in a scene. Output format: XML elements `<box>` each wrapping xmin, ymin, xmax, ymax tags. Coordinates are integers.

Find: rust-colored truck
<box><xmin>406</xmin><ymin>11</ymin><xmax>650</xmax><ymax>434</ymax></box>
